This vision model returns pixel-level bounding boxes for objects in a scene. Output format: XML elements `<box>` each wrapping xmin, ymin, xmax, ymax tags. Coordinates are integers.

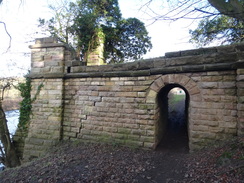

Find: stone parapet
<box><xmin>29</xmin><ymin>42</ymin><xmax>244</xmax><ymax>79</ymax></box>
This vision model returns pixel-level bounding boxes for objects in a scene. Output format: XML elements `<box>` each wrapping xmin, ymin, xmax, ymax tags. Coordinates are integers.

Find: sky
<box><xmin>0</xmin><ymin>0</ymin><xmax>199</xmax><ymax>77</ymax></box>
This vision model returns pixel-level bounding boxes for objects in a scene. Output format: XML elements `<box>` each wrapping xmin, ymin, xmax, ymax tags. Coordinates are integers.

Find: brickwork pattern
<box><xmin>187</xmin><ymin>71</ymin><xmax>237</xmax><ymax>149</ymax></box>
<box><xmin>21</xmin><ymin>37</ymin><xmax>244</xmax><ymax>160</ymax></box>
<box><xmin>23</xmin><ymin>78</ymin><xmax>64</xmax><ymax>160</ymax></box>
<box><xmin>145</xmin><ymin>72</ymin><xmax>237</xmax><ymax>150</ymax></box>
<box><xmin>63</xmin><ymin>76</ymin><xmax>158</xmax><ymax>148</ymax></box>
<box><xmin>30</xmin><ymin>37</ymin><xmax>65</xmax><ymax>76</ymax></box>
<box><xmin>62</xmin><ymin>71</ymin><xmax>238</xmax><ymax>150</ymax></box>
<box><xmin>237</xmin><ymin>69</ymin><xmax>244</xmax><ymax>135</ymax></box>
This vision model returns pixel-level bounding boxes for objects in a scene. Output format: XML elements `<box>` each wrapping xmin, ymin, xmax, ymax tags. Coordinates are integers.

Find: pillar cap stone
<box><xmin>29</xmin><ymin>37</ymin><xmax>67</xmax><ymax>49</ymax></box>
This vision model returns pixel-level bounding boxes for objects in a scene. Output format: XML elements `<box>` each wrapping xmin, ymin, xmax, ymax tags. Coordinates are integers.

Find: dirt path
<box><xmin>0</xmin><ymin>137</ymin><xmax>243</xmax><ymax>183</ymax></box>
<box><xmin>136</xmin><ymin>151</ymin><xmax>188</xmax><ymax>183</ymax></box>
<box><xmin>137</xmin><ymin>133</ymin><xmax>189</xmax><ymax>183</ymax></box>
<box><xmin>0</xmin><ymin>143</ymin><xmax>190</xmax><ymax>183</ymax></box>
<box><xmin>0</xmin><ymin>142</ymin><xmax>189</xmax><ymax>183</ymax></box>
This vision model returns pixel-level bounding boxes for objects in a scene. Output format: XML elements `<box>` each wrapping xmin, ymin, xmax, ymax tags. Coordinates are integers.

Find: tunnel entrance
<box><xmin>156</xmin><ymin>84</ymin><xmax>189</xmax><ymax>152</ymax></box>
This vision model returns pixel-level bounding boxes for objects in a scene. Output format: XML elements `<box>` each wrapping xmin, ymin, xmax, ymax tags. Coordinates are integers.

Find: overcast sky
<box><xmin>0</xmin><ymin>0</ymin><xmax>198</xmax><ymax>77</ymax></box>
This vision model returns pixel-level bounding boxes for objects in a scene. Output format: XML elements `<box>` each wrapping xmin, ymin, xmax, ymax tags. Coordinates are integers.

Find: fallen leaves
<box><xmin>0</xmin><ymin>136</ymin><xmax>243</xmax><ymax>183</ymax></box>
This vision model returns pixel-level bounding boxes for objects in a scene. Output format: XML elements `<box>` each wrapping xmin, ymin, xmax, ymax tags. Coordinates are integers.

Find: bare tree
<box><xmin>140</xmin><ymin>0</ymin><xmax>216</xmax><ymax>24</ymax></box>
<box><xmin>141</xmin><ymin>0</ymin><xmax>244</xmax><ymax>23</ymax></box>
<box><xmin>0</xmin><ymin>79</ymin><xmax>21</xmax><ymax>168</ymax></box>
<box><xmin>0</xmin><ymin>0</ymin><xmax>32</xmax><ymax>168</ymax></box>
<box><xmin>0</xmin><ymin>21</ymin><xmax>11</xmax><ymax>52</ymax></box>
<box><xmin>0</xmin><ymin>0</ymin><xmax>24</xmax><ymax>52</ymax></box>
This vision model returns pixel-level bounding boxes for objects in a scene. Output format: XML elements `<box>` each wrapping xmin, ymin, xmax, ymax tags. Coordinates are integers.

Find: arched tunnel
<box><xmin>156</xmin><ymin>84</ymin><xmax>189</xmax><ymax>152</ymax></box>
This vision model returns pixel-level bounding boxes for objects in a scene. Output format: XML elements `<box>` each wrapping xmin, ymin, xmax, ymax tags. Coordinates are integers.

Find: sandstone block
<box><xmin>147</xmin><ymin>130</ymin><xmax>155</xmax><ymax>136</ymax></box>
<box><xmin>140</xmin><ymin>136</ymin><xmax>154</xmax><ymax>142</ymax></box>
<box><xmin>143</xmin><ymin>142</ymin><xmax>154</xmax><ymax>148</ymax></box>
<box><xmin>115</xmin><ymin>92</ymin><xmax>137</xmax><ymax>97</ymax></box>
<box><xmin>146</xmin><ymin>90</ymin><xmax>157</xmax><ymax>104</ymax></box>
<box><xmin>28</xmin><ymin>138</ymin><xmax>44</xmax><ymax>145</ymax></box>
<box><xmin>137</xmin><ymin>92</ymin><xmax>147</xmax><ymax>98</ymax></box>
<box><xmin>125</xmin><ymin>140</ymin><xmax>143</xmax><ymax>147</ymax></box>
<box><xmin>118</xmin><ymin>128</ymin><xmax>131</xmax><ymax>134</ymax></box>
<box><xmin>200</xmin><ymin>82</ymin><xmax>217</xmax><ymax>89</ymax></box>
<box><xmin>127</xmin><ymin>134</ymin><xmax>140</xmax><ymax>141</ymax></box>
<box><xmin>193</xmin><ymin>125</ymin><xmax>209</xmax><ymax>131</ymax></box>
<box><xmin>131</xmin><ymin>129</ymin><xmax>146</xmax><ymax>136</ymax></box>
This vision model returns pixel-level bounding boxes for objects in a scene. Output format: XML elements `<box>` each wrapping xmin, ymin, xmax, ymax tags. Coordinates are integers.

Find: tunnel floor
<box><xmin>156</xmin><ymin>124</ymin><xmax>189</xmax><ymax>153</ymax></box>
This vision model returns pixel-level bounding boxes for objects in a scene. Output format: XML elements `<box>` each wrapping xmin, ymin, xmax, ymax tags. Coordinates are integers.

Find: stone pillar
<box><xmin>23</xmin><ymin>37</ymin><xmax>65</xmax><ymax>161</ymax></box>
<box><xmin>237</xmin><ymin>69</ymin><xmax>244</xmax><ymax>135</ymax></box>
<box><xmin>86</xmin><ymin>31</ymin><xmax>106</xmax><ymax>66</ymax></box>
<box><xmin>29</xmin><ymin>37</ymin><xmax>66</xmax><ymax>77</ymax></box>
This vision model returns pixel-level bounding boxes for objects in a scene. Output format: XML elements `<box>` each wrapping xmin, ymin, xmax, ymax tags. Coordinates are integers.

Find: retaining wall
<box><xmin>23</xmin><ymin>37</ymin><xmax>244</xmax><ymax>160</ymax></box>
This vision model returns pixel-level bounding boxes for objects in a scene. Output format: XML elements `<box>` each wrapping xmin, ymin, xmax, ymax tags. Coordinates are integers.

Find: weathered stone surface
<box><xmin>20</xmin><ymin>37</ymin><xmax>244</xmax><ymax>162</ymax></box>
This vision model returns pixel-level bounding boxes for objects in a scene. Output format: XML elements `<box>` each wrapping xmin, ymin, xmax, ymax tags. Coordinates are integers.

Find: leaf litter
<box><xmin>0</xmin><ymin>136</ymin><xmax>243</xmax><ymax>183</ymax></box>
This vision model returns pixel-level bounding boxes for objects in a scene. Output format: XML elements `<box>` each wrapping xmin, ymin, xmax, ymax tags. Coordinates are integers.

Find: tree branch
<box><xmin>0</xmin><ymin>21</ymin><xmax>12</xmax><ymax>52</ymax></box>
<box><xmin>208</xmin><ymin>0</ymin><xmax>244</xmax><ymax>21</ymax></box>
<box><xmin>140</xmin><ymin>0</ymin><xmax>220</xmax><ymax>24</ymax></box>
<box><xmin>1</xmin><ymin>82</ymin><xmax>10</xmax><ymax>101</ymax></box>
<box><xmin>0</xmin><ymin>144</ymin><xmax>5</xmax><ymax>158</ymax></box>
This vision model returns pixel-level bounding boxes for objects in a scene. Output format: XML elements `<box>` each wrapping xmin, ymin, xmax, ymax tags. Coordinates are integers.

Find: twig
<box><xmin>1</xmin><ymin>82</ymin><xmax>10</xmax><ymax>101</ymax></box>
<box><xmin>0</xmin><ymin>21</ymin><xmax>12</xmax><ymax>52</ymax></box>
<box><xmin>0</xmin><ymin>144</ymin><xmax>6</xmax><ymax>165</ymax></box>
<box><xmin>216</xmin><ymin>164</ymin><xmax>244</xmax><ymax>176</ymax></box>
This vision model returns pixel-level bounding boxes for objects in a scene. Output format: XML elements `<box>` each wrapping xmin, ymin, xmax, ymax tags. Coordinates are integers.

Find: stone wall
<box><xmin>23</xmin><ymin>37</ymin><xmax>244</xmax><ymax>160</ymax></box>
<box><xmin>237</xmin><ymin>69</ymin><xmax>244</xmax><ymax>135</ymax></box>
<box><xmin>187</xmin><ymin>71</ymin><xmax>237</xmax><ymax>149</ymax></box>
<box><xmin>63</xmin><ymin>76</ymin><xmax>157</xmax><ymax>148</ymax></box>
<box><xmin>23</xmin><ymin>78</ymin><xmax>64</xmax><ymax>160</ymax></box>
<box><xmin>62</xmin><ymin>71</ymin><xmax>238</xmax><ymax>150</ymax></box>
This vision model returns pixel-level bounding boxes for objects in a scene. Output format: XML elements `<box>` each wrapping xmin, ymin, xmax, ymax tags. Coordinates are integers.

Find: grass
<box><xmin>168</xmin><ymin>93</ymin><xmax>186</xmax><ymax>111</ymax></box>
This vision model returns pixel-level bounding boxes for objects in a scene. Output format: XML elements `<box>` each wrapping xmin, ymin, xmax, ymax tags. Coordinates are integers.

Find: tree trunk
<box><xmin>208</xmin><ymin>0</ymin><xmax>244</xmax><ymax>22</ymax></box>
<box><xmin>0</xmin><ymin>101</ymin><xmax>21</xmax><ymax>168</ymax></box>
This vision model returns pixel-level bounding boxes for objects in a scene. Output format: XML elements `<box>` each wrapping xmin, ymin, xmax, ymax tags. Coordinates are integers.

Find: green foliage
<box><xmin>103</xmin><ymin>18</ymin><xmax>152</xmax><ymax>63</ymax></box>
<box><xmin>189</xmin><ymin>15</ymin><xmax>244</xmax><ymax>47</ymax></box>
<box><xmin>17</xmin><ymin>77</ymin><xmax>32</xmax><ymax>129</ymax></box>
<box><xmin>39</xmin><ymin>0</ymin><xmax>152</xmax><ymax>64</ymax></box>
<box><xmin>16</xmin><ymin>77</ymin><xmax>43</xmax><ymax>129</ymax></box>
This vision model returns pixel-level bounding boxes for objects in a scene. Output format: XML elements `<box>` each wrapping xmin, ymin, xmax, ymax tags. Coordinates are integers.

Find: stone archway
<box><xmin>146</xmin><ymin>74</ymin><xmax>201</xmax><ymax>151</ymax></box>
<box><xmin>156</xmin><ymin>84</ymin><xmax>189</xmax><ymax>151</ymax></box>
